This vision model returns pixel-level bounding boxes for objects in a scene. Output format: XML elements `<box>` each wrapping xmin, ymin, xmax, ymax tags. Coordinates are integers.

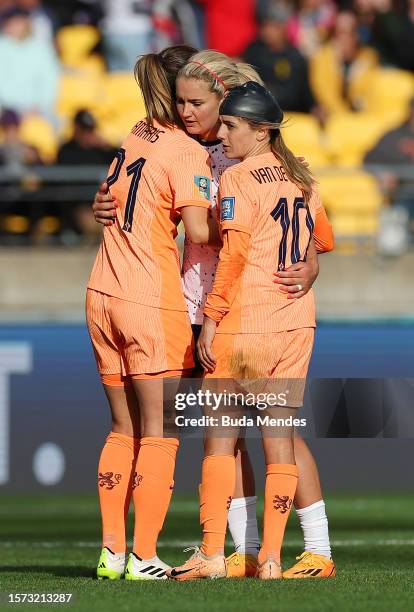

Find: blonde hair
<box><xmin>247</xmin><ymin>120</ymin><xmax>314</xmax><ymax>202</ymax></box>
<box><xmin>178</xmin><ymin>50</ymin><xmax>264</xmax><ymax>98</ymax></box>
<box><xmin>134</xmin><ymin>45</ymin><xmax>198</xmax><ymax>127</ymax></box>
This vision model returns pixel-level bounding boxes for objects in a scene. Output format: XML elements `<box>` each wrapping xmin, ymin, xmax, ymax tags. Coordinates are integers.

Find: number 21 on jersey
<box><xmin>106</xmin><ymin>147</ymin><xmax>146</xmax><ymax>233</ymax></box>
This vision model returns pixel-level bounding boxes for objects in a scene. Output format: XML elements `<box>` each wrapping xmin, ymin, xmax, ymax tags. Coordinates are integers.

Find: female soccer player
<box><xmin>168</xmin><ymin>81</ymin><xmax>332</xmax><ymax>580</ymax></box>
<box><xmin>87</xmin><ymin>45</ymin><xmax>219</xmax><ymax>581</ymax></box>
<box><xmin>93</xmin><ymin>50</ymin><xmax>335</xmax><ymax>580</ymax></box>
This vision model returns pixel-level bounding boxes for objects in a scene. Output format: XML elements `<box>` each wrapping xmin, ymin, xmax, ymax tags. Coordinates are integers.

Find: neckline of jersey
<box><xmin>197</xmin><ymin>138</ymin><xmax>222</xmax><ymax>147</ymax></box>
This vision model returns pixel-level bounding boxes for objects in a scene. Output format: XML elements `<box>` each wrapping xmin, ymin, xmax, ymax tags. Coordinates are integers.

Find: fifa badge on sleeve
<box><xmin>194</xmin><ymin>175</ymin><xmax>211</xmax><ymax>200</ymax></box>
<box><xmin>220</xmin><ymin>196</ymin><xmax>235</xmax><ymax>221</ymax></box>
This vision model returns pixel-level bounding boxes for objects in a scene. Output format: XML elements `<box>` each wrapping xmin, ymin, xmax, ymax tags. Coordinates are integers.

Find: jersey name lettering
<box><xmin>131</xmin><ymin>120</ymin><xmax>165</xmax><ymax>143</ymax></box>
<box><xmin>250</xmin><ymin>165</ymin><xmax>289</xmax><ymax>185</ymax></box>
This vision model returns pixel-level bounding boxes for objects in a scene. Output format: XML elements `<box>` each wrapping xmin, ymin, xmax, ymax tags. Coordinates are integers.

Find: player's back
<box><xmin>88</xmin><ymin>119</ymin><xmax>211</xmax><ymax>311</ymax></box>
<box><xmin>218</xmin><ymin>151</ymin><xmax>318</xmax><ymax>333</ymax></box>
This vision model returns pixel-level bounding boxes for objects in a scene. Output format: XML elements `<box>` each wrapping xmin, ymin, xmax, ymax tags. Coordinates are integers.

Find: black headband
<box><xmin>219</xmin><ymin>81</ymin><xmax>283</xmax><ymax>124</ymax></box>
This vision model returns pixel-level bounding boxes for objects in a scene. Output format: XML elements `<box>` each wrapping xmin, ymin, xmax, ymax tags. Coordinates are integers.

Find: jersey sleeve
<box><xmin>310</xmin><ymin>190</ymin><xmax>335</xmax><ymax>253</ymax></box>
<box><xmin>203</xmin><ymin>230</ymin><xmax>250</xmax><ymax>323</ymax></box>
<box><xmin>218</xmin><ymin>169</ymin><xmax>257</xmax><ymax>235</ymax></box>
<box><xmin>169</xmin><ymin>146</ymin><xmax>212</xmax><ymax>211</ymax></box>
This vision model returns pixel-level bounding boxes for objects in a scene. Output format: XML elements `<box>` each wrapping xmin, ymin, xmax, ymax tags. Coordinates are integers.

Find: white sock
<box><xmin>296</xmin><ymin>500</ymin><xmax>331</xmax><ymax>559</ymax></box>
<box><xmin>227</xmin><ymin>496</ymin><xmax>260</xmax><ymax>556</ymax></box>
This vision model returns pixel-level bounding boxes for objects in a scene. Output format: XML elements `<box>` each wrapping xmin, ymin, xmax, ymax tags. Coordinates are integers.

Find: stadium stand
<box><xmin>1</xmin><ymin>0</ymin><xmax>413</xmax><ymax>249</ymax></box>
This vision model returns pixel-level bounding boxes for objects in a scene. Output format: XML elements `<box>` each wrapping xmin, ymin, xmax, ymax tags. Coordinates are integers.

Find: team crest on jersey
<box><xmin>220</xmin><ymin>196</ymin><xmax>235</xmax><ymax>221</ymax></box>
<box><xmin>194</xmin><ymin>175</ymin><xmax>211</xmax><ymax>200</ymax></box>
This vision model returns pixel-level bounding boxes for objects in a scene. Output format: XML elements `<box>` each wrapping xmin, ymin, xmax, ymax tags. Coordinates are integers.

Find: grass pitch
<box><xmin>1</xmin><ymin>493</ymin><xmax>414</xmax><ymax>612</ymax></box>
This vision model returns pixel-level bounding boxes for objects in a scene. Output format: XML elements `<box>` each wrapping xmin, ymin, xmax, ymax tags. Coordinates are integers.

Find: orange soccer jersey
<box><xmin>204</xmin><ymin>152</ymin><xmax>318</xmax><ymax>334</ymax></box>
<box><xmin>87</xmin><ymin>119</ymin><xmax>212</xmax><ymax>311</ymax></box>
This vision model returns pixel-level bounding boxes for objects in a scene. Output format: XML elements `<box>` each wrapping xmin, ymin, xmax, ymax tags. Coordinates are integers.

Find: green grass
<box><xmin>1</xmin><ymin>494</ymin><xmax>414</xmax><ymax>611</ymax></box>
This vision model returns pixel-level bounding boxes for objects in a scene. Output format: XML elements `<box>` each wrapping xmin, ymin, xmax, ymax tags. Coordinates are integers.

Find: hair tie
<box><xmin>188</xmin><ymin>61</ymin><xmax>227</xmax><ymax>90</ymax></box>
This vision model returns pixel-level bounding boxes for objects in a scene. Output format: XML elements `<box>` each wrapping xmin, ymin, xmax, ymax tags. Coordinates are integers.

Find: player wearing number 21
<box><xmin>169</xmin><ymin>82</ymin><xmax>334</xmax><ymax>581</ymax></box>
<box><xmin>86</xmin><ymin>47</ymin><xmax>214</xmax><ymax>580</ymax></box>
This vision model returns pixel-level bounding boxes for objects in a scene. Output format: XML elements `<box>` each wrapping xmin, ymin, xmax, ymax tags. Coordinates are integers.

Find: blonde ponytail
<box><xmin>246</xmin><ymin>119</ymin><xmax>314</xmax><ymax>202</ymax></box>
<box><xmin>271</xmin><ymin>131</ymin><xmax>314</xmax><ymax>203</ymax></box>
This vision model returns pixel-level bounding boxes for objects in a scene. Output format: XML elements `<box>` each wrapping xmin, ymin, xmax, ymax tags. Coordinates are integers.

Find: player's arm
<box><xmin>199</xmin><ymin>229</ymin><xmax>250</xmax><ymax>372</ymax></box>
<box><xmin>180</xmin><ymin>206</ymin><xmax>221</xmax><ymax>246</ymax></box>
<box><xmin>171</xmin><ymin>148</ymin><xmax>219</xmax><ymax>244</ymax></box>
<box><xmin>313</xmin><ymin>203</ymin><xmax>334</xmax><ymax>253</ymax></box>
<box><xmin>198</xmin><ymin>170</ymin><xmax>254</xmax><ymax>372</ymax></box>
<box><xmin>274</xmin><ymin>238</ymin><xmax>319</xmax><ymax>300</ymax></box>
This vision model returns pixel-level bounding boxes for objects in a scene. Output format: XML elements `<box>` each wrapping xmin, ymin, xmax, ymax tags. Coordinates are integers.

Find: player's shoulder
<box><xmin>220</xmin><ymin>161</ymin><xmax>246</xmax><ymax>183</ymax></box>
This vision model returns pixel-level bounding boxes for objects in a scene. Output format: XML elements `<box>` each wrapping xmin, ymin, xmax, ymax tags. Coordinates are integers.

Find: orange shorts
<box><xmin>204</xmin><ymin>328</ymin><xmax>314</xmax><ymax>407</ymax></box>
<box><xmin>86</xmin><ymin>289</ymin><xmax>194</xmax><ymax>383</ymax></box>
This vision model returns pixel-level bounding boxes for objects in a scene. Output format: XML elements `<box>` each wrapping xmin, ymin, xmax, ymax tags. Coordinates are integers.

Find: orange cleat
<box><xmin>167</xmin><ymin>547</ymin><xmax>226</xmax><ymax>581</ymax></box>
<box><xmin>225</xmin><ymin>552</ymin><xmax>258</xmax><ymax>578</ymax></box>
<box><xmin>283</xmin><ymin>552</ymin><xmax>336</xmax><ymax>579</ymax></box>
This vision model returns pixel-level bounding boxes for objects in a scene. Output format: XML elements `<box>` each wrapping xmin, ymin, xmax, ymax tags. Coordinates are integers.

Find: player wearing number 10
<box><xmin>169</xmin><ymin>82</ymin><xmax>332</xmax><ymax>580</ymax></box>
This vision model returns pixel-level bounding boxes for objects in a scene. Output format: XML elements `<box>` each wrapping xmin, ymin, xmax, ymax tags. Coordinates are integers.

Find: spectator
<box><xmin>195</xmin><ymin>0</ymin><xmax>257</xmax><ymax>57</ymax></box>
<box><xmin>18</xmin><ymin>0</ymin><xmax>55</xmax><ymax>41</ymax></box>
<box><xmin>152</xmin><ymin>0</ymin><xmax>202</xmax><ymax>51</ymax></box>
<box><xmin>243</xmin><ymin>2</ymin><xmax>318</xmax><ymax>114</ymax></box>
<box><xmin>57</xmin><ymin>109</ymin><xmax>116</xmax><ymax>243</ymax></box>
<box><xmin>286</xmin><ymin>0</ymin><xmax>337</xmax><ymax>58</ymax></box>
<box><xmin>0</xmin><ymin>6</ymin><xmax>59</xmax><ymax>121</ymax></box>
<box><xmin>0</xmin><ymin>108</ymin><xmax>42</xmax><ymax>170</ymax></box>
<box><xmin>309</xmin><ymin>10</ymin><xmax>378</xmax><ymax>114</ymax></box>
<box><xmin>364</xmin><ymin>99</ymin><xmax>414</xmax><ymax>250</ymax></box>
<box><xmin>101</xmin><ymin>0</ymin><xmax>153</xmax><ymax>71</ymax></box>
<box><xmin>57</xmin><ymin>109</ymin><xmax>116</xmax><ymax>166</ymax></box>
<box><xmin>370</xmin><ymin>0</ymin><xmax>414</xmax><ymax>71</ymax></box>
<box><xmin>41</xmin><ymin>0</ymin><xmax>103</xmax><ymax>27</ymax></box>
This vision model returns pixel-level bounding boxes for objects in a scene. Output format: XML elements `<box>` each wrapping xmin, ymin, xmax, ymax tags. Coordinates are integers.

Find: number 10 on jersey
<box><xmin>271</xmin><ymin>196</ymin><xmax>314</xmax><ymax>271</ymax></box>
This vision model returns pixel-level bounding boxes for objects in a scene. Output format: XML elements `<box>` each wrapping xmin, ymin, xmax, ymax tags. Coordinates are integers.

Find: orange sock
<box><xmin>98</xmin><ymin>431</ymin><xmax>140</xmax><ymax>553</ymax></box>
<box><xmin>258</xmin><ymin>463</ymin><xmax>299</xmax><ymax>565</ymax></box>
<box><xmin>132</xmin><ymin>436</ymin><xmax>179</xmax><ymax>559</ymax></box>
<box><xmin>200</xmin><ymin>454</ymin><xmax>236</xmax><ymax>557</ymax></box>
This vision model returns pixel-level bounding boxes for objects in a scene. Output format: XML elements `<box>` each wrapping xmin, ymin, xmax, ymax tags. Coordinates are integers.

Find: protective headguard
<box><xmin>219</xmin><ymin>81</ymin><xmax>283</xmax><ymax>124</ymax></box>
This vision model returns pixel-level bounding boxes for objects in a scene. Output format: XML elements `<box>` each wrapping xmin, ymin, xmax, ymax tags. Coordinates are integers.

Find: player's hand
<box><xmin>197</xmin><ymin>317</ymin><xmax>217</xmax><ymax>373</ymax></box>
<box><xmin>273</xmin><ymin>258</ymin><xmax>319</xmax><ymax>300</ymax></box>
<box><xmin>92</xmin><ymin>181</ymin><xmax>118</xmax><ymax>226</ymax></box>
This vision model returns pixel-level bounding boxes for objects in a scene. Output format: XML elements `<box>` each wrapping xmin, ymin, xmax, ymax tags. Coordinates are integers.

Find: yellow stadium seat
<box><xmin>97</xmin><ymin>72</ymin><xmax>145</xmax><ymax>121</ymax></box>
<box><xmin>19</xmin><ymin>116</ymin><xmax>58</xmax><ymax>162</ymax></box>
<box><xmin>56</xmin><ymin>25</ymin><xmax>100</xmax><ymax>69</ymax></box>
<box><xmin>324</xmin><ymin>112</ymin><xmax>394</xmax><ymax>166</ymax></box>
<box><xmin>283</xmin><ymin>113</ymin><xmax>329</xmax><ymax>168</ymax></box>
<box><xmin>316</xmin><ymin>170</ymin><xmax>383</xmax><ymax>236</ymax></box>
<box><xmin>364</xmin><ymin>68</ymin><xmax>414</xmax><ymax>116</ymax></box>
<box><xmin>56</xmin><ymin>73</ymin><xmax>104</xmax><ymax>120</ymax></box>
<box><xmin>2</xmin><ymin>215</ymin><xmax>30</xmax><ymax>234</ymax></box>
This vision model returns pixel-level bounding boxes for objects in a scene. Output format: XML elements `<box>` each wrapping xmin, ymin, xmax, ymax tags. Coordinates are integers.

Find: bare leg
<box><xmin>103</xmin><ymin>383</ymin><xmax>140</xmax><ymax>436</ymax></box>
<box><xmin>293</xmin><ymin>434</ymin><xmax>323</xmax><ymax>509</ymax></box>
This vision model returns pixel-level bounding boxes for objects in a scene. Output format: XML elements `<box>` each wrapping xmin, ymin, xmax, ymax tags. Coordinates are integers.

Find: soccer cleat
<box><xmin>256</xmin><ymin>558</ymin><xmax>282</xmax><ymax>580</ymax></box>
<box><xmin>282</xmin><ymin>551</ymin><xmax>336</xmax><ymax>579</ymax></box>
<box><xmin>124</xmin><ymin>552</ymin><xmax>170</xmax><ymax>580</ymax></box>
<box><xmin>96</xmin><ymin>547</ymin><xmax>126</xmax><ymax>580</ymax></box>
<box><xmin>225</xmin><ymin>552</ymin><xmax>258</xmax><ymax>578</ymax></box>
<box><xmin>167</xmin><ymin>546</ymin><xmax>226</xmax><ymax>581</ymax></box>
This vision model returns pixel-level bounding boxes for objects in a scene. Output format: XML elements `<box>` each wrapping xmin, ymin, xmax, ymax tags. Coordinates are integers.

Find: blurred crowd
<box><xmin>0</xmin><ymin>0</ymin><xmax>413</xmax><ymax>249</ymax></box>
